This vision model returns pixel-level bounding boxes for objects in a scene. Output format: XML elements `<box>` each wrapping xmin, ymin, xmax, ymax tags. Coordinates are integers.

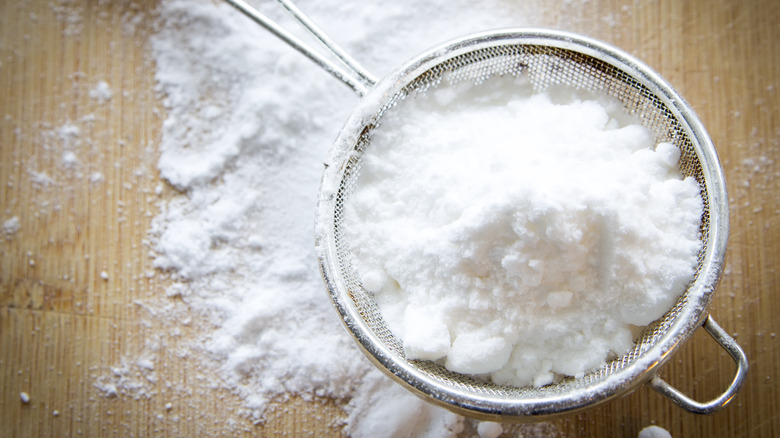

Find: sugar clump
<box><xmin>345</xmin><ymin>75</ymin><xmax>703</xmax><ymax>386</ymax></box>
<box><xmin>3</xmin><ymin>217</ymin><xmax>21</xmax><ymax>235</ymax></box>
<box><xmin>638</xmin><ymin>425</ymin><xmax>673</xmax><ymax>438</ymax></box>
<box><xmin>89</xmin><ymin>80</ymin><xmax>113</xmax><ymax>104</ymax></box>
<box><xmin>476</xmin><ymin>421</ymin><xmax>503</xmax><ymax>438</ymax></box>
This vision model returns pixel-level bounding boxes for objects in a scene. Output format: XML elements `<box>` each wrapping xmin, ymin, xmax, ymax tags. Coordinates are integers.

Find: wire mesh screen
<box><xmin>330</xmin><ymin>43</ymin><xmax>710</xmax><ymax>398</ymax></box>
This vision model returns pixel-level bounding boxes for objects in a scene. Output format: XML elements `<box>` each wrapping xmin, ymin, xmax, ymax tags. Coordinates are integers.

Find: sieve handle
<box><xmin>224</xmin><ymin>0</ymin><xmax>377</xmax><ymax>96</ymax></box>
<box><xmin>648</xmin><ymin>315</ymin><xmax>748</xmax><ymax>414</ymax></box>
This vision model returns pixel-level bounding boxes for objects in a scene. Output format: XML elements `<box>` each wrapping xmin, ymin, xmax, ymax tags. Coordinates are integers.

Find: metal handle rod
<box><xmin>649</xmin><ymin>315</ymin><xmax>748</xmax><ymax>414</ymax></box>
<box><xmin>224</xmin><ymin>0</ymin><xmax>376</xmax><ymax>97</ymax></box>
<box><xmin>274</xmin><ymin>0</ymin><xmax>378</xmax><ymax>87</ymax></box>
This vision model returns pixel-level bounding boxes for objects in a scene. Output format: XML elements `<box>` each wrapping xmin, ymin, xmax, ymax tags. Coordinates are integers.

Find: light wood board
<box><xmin>1</xmin><ymin>0</ymin><xmax>778</xmax><ymax>436</ymax></box>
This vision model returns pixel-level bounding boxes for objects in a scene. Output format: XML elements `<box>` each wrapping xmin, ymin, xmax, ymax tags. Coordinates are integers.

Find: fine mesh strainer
<box><xmin>227</xmin><ymin>0</ymin><xmax>748</xmax><ymax>420</ymax></box>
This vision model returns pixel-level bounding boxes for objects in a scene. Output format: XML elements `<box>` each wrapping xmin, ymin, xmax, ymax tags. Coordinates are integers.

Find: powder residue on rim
<box><xmin>344</xmin><ymin>74</ymin><xmax>703</xmax><ymax>387</ymax></box>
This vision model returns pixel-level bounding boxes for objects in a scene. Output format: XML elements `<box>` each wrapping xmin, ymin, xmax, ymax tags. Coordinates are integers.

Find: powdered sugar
<box><xmin>89</xmin><ymin>80</ymin><xmax>113</xmax><ymax>104</ymax></box>
<box><xmin>3</xmin><ymin>217</ymin><xmax>21</xmax><ymax>236</ymax></box>
<box><xmin>344</xmin><ymin>76</ymin><xmax>702</xmax><ymax>386</ymax></box>
<box><xmin>638</xmin><ymin>425</ymin><xmax>673</xmax><ymax>438</ymax></box>
<box><xmin>146</xmin><ymin>0</ymin><xmax>550</xmax><ymax>434</ymax></box>
<box><xmin>16</xmin><ymin>0</ymin><xmax>759</xmax><ymax>434</ymax></box>
<box><xmin>476</xmin><ymin>421</ymin><xmax>504</xmax><ymax>438</ymax></box>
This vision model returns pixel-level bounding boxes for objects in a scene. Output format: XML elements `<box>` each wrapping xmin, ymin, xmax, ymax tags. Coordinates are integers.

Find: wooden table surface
<box><xmin>1</xmin><ymin>0</ymin><xmax>778</xmax><ymax>436</ymax></box>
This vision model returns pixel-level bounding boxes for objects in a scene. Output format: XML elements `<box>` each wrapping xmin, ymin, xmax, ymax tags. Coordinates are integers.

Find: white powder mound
<box><xmin>344</xmin><ymin>75</ymin><xmax>703</xmax><ymax>386</ymax></box>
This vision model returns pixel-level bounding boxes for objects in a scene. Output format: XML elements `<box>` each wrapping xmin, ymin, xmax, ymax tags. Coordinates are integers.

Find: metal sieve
<box><xmin>227</xmin><ymin>0</ymin><xmax>747</xmax><ymax>420</ymax></box>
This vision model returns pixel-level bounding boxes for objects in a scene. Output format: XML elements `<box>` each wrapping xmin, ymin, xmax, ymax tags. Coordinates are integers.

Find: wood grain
<box><xmin>1</xmin><ymin>0</ymin><xmax>778</xmax><ymax>436</ymax></box>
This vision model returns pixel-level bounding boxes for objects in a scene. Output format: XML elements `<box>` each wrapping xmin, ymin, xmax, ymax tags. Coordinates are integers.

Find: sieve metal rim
<box><xmin>314</xmin><ymin>28</ymin><xmax>730</xmax><ymax>420</ymax></box>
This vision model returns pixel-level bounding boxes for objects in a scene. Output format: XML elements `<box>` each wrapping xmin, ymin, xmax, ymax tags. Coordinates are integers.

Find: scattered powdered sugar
<box><xmin>344</xmin><ymin>76</ymin><xmax>703</xmax><ymax>386</ymax></box>
<box><xmin>28</xmin><ymin>169</ymin><xmax>56</xmax><ymax>189</ymax></box>
<box><xmin>49</xmin><ymin>0</ymin><xmax>84</xmax><ymax>36</ymax></box>
<box><xmin>94</xmin><ymin>353</ymin><xmax>161</xmax><ymax>400</ymax></box>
